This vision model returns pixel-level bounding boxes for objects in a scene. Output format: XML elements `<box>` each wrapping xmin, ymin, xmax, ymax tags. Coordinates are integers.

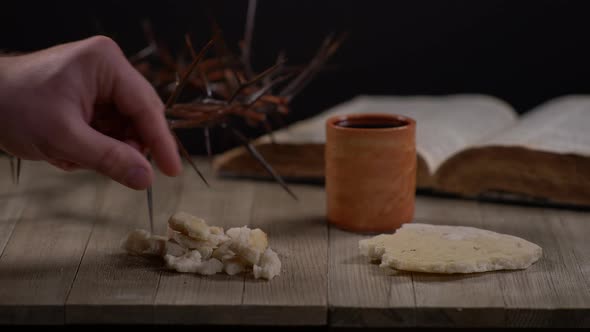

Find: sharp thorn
<box><xmin>146</xmin><ymin>154</ymin><xmax>154</xmax><ymax>234</ymax></box>
<box><xmin>16</xmin><ymin>158</ymin><xmax>21</xmax><ymax>185</ymax></box>
<box><xmin>204</xmin><ymin>127</ymin><xmax>213</xmax><ymax>164</ymax></box>
<box><xmin>9</xmin><ymin>157</ymin><xmax>16</xmax><ymax>184</ymax></box>
<box><xmin>173</xmin><ymin>132</ymin><xmax>210</xmax><ymax>187</ymax></box>
<box><xmin>147</xmin><ymin>185</ymin><xmax>154</xmax><ymax>234</ymax></box>
<box><xmin>230</xmin><ymin>127</ymin><xmax>297</xmax><ymax>200</ymax></box>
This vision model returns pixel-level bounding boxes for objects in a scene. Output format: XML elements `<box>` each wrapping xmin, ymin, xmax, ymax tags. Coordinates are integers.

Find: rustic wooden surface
<box><xmin>0</xmin><ymin>157</ymin><xmax>589</xmax><ymax>327</ymax></box>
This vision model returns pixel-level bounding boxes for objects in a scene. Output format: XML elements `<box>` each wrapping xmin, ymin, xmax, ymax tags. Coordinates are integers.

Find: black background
<box><xmin>2</xmin><ymin>0</ymin><xmax>590</xmax><ymax>153</ymax></box>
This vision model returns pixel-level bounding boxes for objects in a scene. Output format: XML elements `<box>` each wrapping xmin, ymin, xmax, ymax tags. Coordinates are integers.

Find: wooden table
<box><xmin>0</xmin><ymin>158</ymin><xmax>589</xmax><ymax>327</ymax></box>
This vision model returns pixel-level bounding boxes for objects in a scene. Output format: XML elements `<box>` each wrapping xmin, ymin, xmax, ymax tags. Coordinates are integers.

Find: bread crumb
<box><xmin>169</xmin><ymin>231</ymin><xmax>216</xmax><ymax>259</ymax></box>
<box><xmin>122</xmin><ymin>212</ymin><xmax>281</xmax><ymax>281</ymax></box>
<box><xmin>168</xmin><ymin>212</ymin><xmax>210</xmax><ymax>240</ymax></box>
<box><xmin>165</xmin><ymin>240</ymin><xmax>187</xmax><ymax>257</ymax></box>
<box><xmin>223</xmin><ymin>257</ymin><xmax>247</xmax><ymax>276</ymax></box>
<box><xmin>253</xmin><ymin>248</ymin><xmax>281</xmax><ymax>280</ymax></box>
<box><xmin>226</xmin><ymin>226</ymin><xmax>268</xmax><ymax>265</ymax></box>
<box><xmin>121</xmin><ymin>229</ymin><xmax>166</xmax><ymax>256</ymax></box>
<box><xmin>164</xmin><ymin>250</ymin><xmax>223</xmax><ymax>275</ymax></box>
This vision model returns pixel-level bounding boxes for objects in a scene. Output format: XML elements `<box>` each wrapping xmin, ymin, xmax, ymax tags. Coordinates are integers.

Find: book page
<box><xmin>261</xmin><ymin>94</ymin><xmax>518</xmax><ymax>174</ymax></box>
<box><xmin>483</xmin><ymin>95</ymin><xmax>590</xmax><ymax>155</ymax></box>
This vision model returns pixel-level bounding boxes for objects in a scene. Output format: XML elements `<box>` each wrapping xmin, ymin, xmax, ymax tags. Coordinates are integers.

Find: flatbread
<box><xmin>359</xmin><ymin>223</ymin><xmax>542</xmax><ymax>274</ymax></box>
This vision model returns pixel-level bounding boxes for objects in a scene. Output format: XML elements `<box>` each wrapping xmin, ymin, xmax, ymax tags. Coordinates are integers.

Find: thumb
<box><xmin>61</xmin><ymin>120</ymin><xmax>154</xmax><ymax>190</ymax></box>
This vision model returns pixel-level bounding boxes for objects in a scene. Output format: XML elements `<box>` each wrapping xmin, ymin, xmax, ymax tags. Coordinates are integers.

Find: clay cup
<box><xmin>325</xmin><ymin>113</ymin><xmax>417</xmax><ymax>233</ymax></box>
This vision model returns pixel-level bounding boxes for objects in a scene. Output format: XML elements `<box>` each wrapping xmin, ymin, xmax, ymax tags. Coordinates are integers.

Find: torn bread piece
<box><xmin>209</xmin><ymin>226</ymin><xmax>230</xmax><ymax>245</ymax></box>
<box><xmin>164</xmin><ymin>250</ymin><xmax>223</xmax><ymax>275</ymax></box>
<box><xmin>169</xmin><ymin>231</ymin><xmax>217</xmax><ymax>259</ymax></box>
<box><xmin>253</xmin><ymin>248</ymin><xmax>281</xmax><ymax>280</ymax></box>
<box><xmin>212</xmin><ymin>241</ymin><xmax>234</xmax><ymax>261</ymax></box>
<box><xmin>166</xmin><ymin>240</ymin><xmax>187</xmax><ymax>257</ymax></box>
<box><xmin>359</xmin><ymin>223</ymin><xmax>542</xmax><ymax>274</ymax></box>
<box><xmin>223</xmin><ymin>256</ymin><xmax>248</xmax><ymax>276</ymax></box>
<box><xmin>122</xmin><ymin>212</ymin><xmax>281</xmax><ymax>280</ymax></box>
<box><xmin>166</xmin><ymin>213</ymin><xmax>231</xmax><ymax>259</ymax></box>
<box><xmin>121</xmin><ymin>229</ymin><xmax>167</xmax><ymax>256</ymax></box>
<box><xmin>168</xmin><ymin>211</ymin><xmax>210</xmax><ymax>240</ymax></box>
<box><xmin>210</xmin><ymin>240</ymin><xmax>250</xmax><ymax>276</ymax></box>
<box><xmin>121</xmin><ymin>230</ymin><xmax>187</xmax><ymax>258</ymax></box>
<box><xmin>226</xmin><ymin>226</ymin><xmax>268</xmax><ymax>265</ymax></box>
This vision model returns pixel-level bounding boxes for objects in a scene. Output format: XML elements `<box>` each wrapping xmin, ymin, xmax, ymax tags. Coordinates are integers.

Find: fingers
<box><xmin>99</xmin><ymin>39</ymin><xmax>182</xmax><ymax>177</ymax></box>
<box><xmin>58</xmin><ymin>119</ymin><xmax>154</xmax><ymax>190</ymax></box>
<box><xmin>47</xmin><ymin>158</ymin><xmax>81</xmax><ymax>172</ymax></box>
<box><xmin>124</xmin><ymin>138</ymin><xmax>147</xmax><ymax>155</ymax></box>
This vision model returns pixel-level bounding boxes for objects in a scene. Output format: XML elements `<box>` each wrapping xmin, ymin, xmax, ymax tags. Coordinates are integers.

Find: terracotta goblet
<box><xmin>325</xmin><ymin>113</ymin><xmax>416</xmax><ymax>233</ymax></box>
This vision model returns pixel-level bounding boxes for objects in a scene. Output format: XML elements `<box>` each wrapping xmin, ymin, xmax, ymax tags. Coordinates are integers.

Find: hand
<box><xmin>0</xmin><ymin>36</ymin><xmax>182</xmax><ymax>190</ymax></box>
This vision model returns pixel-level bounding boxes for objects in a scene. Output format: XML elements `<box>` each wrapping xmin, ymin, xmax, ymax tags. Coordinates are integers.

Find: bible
<box><xmin>212</xmin><ymin>94</ymin><xmax>590</xmax><ymax>207</ymax></box>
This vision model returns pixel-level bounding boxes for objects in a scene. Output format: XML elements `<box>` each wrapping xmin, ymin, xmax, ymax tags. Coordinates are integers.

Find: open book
<box><xmin>212</xmin><ymin>94</ymin><xmax>590</xmax><ymax>207</ymax></box>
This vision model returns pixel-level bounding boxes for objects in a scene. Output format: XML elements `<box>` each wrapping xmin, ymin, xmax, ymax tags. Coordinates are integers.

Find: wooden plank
<box><xmin>0</xmin><ymin>161</ymin><xmax>104</xmax><ymax>325</ymax></box>
<box><xmin>536</xmin><ymin>208</ymin><xmax>590</xmax><ymax>327</ymax></box>
<box><xmin>411</xmin><ymin>197</ymin><xmax>505</xmax><ymax>327</ymax></box>
<box><xmin>328</xmin><ymin>227</ymin><xmax>415</xmax><ymax>327</ymax></box>
<box><xmin>241</xmin><ymin>182</ymin><xmax>327</xmax><ymax>326</ymax></box>
<box><xmin>556</xmin><ymin>209</ymin><xmax>590</xmax><ymax>294</ymax></box>
<box><xmin>479</xmin><ymin>203</ymin><xmax>590</xmax><ymax>328</ymax></box>
<box><xmin>65</xmin><ymin>167</ymin><xmax>182</xmax><ymax>324</ymax></box>
<box><xmin>328</xmin><ymin>199</ymin><xmax>417</xmax><ymax>327</ymax></box>
<box><xmin>1</xmin><ymin>157</ymin><xmax>587</xmax><ymax>327</ymax></box>
<box><xmin>0</xmin><ymin>158</ymin><xmax>27</xmax><ymax>257</ymax></box>
<box><xmin>154</xmin><ymin>161</ymin><xmax>255</xmax><ymax>325</ymax></box>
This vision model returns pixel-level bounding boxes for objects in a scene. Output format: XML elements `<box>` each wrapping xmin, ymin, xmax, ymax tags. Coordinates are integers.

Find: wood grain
<box><xmin>553</xmin><ymin>208</ymin><xmax>590</xmax><ymax>328</ymax></box>
<box><xmin>556</xmin><ymin>209</ymin><xmax>590</xmax><ymax>292</ymax></box>
<box><xmin>1</xmin><ymin>158</ymin><xmax>589</xmax><ymax>327</ymax></box>
<box><xmin>411</xmin><ymin>197</ymin><xmax>505</xmax><ymax>327</ymax></box>
<box><xmin>328</xmin><ymin>193</ymin><xmax>416</xmax><ymax>328</ymax></box>
<box><xmin>65</xmin><ymin>169</ymin><xmax>182</xmax><ymax>324</ymax></box>
<box><xmin>241</xmin><ymin>182</ymin><xmax>328</xmax><ymax>326</ymax></box>
<box><xmin>154</xmin><ymin>161</ymin><xmax>255</xmax><ymax>325</ymax></box>
<box><xmin>328</xmin><ymin>227</ymin><xmax>416</xmax><ymax>327</ymax></box>
<box><xmin>479</xmin><ymin>202</ymin><xmax>590</xmax><ymax>328</ymax></box>
<box><xmin>0</xmin><ymin>158</ymin><xmax>27</xmax><ymax>257</ymax></box>
<box><xmin>0</xmin><ymin>162</ymin><xmax>104</xmax><ymax>324</ymax></box>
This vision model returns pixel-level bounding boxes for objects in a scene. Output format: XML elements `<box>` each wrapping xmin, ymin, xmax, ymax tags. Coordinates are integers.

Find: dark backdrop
<box><xmin>2</xmin><ymin>0</ymin><xmax>590</xmax><ymax>153</ymax></box>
